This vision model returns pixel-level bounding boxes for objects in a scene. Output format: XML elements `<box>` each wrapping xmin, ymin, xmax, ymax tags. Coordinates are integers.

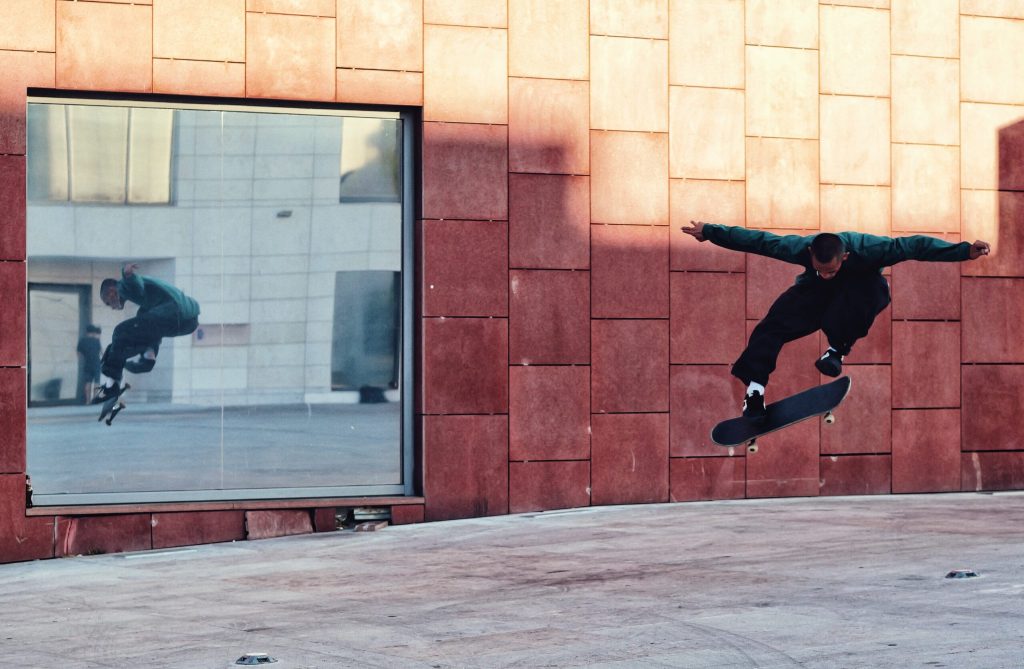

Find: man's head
<box><xmin>808</xmin><ymin>233</ymin><xmax>849</xmax><ymax>280</ymax></box>
<box><xmin>100</xmin><ymin>278</ymin><xmax>124</xmax><ymax>310</ymax></box>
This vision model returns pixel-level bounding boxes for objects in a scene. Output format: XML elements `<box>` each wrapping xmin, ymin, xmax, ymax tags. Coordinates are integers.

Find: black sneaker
<box><xmin>815</xmin><ymin>348</ymin><xmax>844</xmax><ymax>377</ymax></box>
<box><xmin>90</xmin><ymin>382</ymin><xmax>124</xmax><ymax>405</ymax></box>
<box><xmin>743</xmin><ymin>390</ymin><xmax>767</xmax><ymax>420</ymax></box>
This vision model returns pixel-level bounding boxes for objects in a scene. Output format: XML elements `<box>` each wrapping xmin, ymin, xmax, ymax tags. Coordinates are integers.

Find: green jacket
<box><xmin>702</xmin><ymin>225</ymin><xmax>970</xmax><ymax>284</ymax></box>
<box><xmin>118</xmin><ymin>268</ymin><xmax>200</xmax><ymax>320</ymax></box>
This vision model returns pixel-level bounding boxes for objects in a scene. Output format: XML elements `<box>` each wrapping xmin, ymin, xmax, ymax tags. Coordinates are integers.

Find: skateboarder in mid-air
<box><xmin>680</xmin><ymin>221</ymin><xmax>990</xmax><ymax>420</ymax></box>
<box><xmin>91</xmin><ymin>263</ymin><xmax>200</xmax><ymax>405</ymax></box>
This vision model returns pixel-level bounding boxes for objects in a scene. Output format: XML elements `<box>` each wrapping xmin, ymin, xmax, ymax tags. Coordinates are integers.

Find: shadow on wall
<box><xmin>419</xmin><ymin>126</ymin><xmax>597</xmax><ymax>521</ymax></box>
<box><xmin>996</xmin><ymin>118</ymin><xmax>1024</xmax><ymax>269</ymax></box>
<box><xmin>967</xmin><ymin>116</ymin><xmax>1024</xmax><ymax>274</ymax></box>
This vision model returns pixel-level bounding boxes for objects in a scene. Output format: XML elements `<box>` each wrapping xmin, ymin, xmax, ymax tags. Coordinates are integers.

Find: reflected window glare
<box><xmin>25</xmin><ymin>101</ymin><xmax>411</xmax><ymax>505</ymax></box>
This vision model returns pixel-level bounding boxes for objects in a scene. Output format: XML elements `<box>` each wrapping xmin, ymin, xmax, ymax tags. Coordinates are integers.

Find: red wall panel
<box><xmin>592</xmin><ymin>225</ymin><xmax>669</xmax><ymax>318</ymax></box>
<box><xmin>0</xmin><ymin>50</ymin><xmax>55</xmax><ymax>155</ymax></box>
<box><xmin>820</xmin><ymin>365</ymin><xmax>891</xmax><ymax>455</ymax></box>
<box><xmin>152</xmin><ymin>511</ymin><xmax>246</xmax><ymax>549</ymax></box>
<box><xmin>819</xmin><ymin>455</ymin><xmax>891</xmax><ymax>496</ymax></box>
<box><xmin>0</xmin><ymin>156</ymin><xmax>26</xmax><ymax>261</ymax></box>
<box><xmin>56</xmin><ymin>514</ymin><xmax>152</xmax><ymax>557</ymax></box>
<box><xmin>422</xmin><ymin>122</ymin><xmax>508</xmax><ymax>221</ymax></box>
<box><xmin>671</xmin><ymin>272</ymin><xmax>746</xmax><ymax>364</ymax></box>
<box><xmin>892</xmin><ymin>321</ymin><xmax>960</xmax><ymax>408</ymax></box>
<box><xmin>0</xmin><ymin>368</ymin><xmax>26</xmax><ymax>474</ymax></box>
<box><xmin>509</xmin><ymin>270</ymin><xmax>589</xmax><ymax>364</ymax></box>
<box><xmin>509</xmin><ymin>77</ymin><xmax>589</xmax><ymax>175</ymax></box>
<box><xmin>509</xmin><ymin>460</ymin><xmax>590</xmax><ymax>513</ymax></box>
<box><xmin>509</xmin><ymin>365</ymin><xmax>590</xmax><ymax>461</ymax></box>
<box><xmin>423</xmin><ymin>415</ymin><xmax>508</xmax><ymax>521</ymax></box>
<box><xmin>422</xmin><ymin>317</ymin><xmax>508</xmax><ymax>414</ymax></box>
<box><xmin>893</xmin><ymin>409</ymin><xmax>961</xmax><ymax>493</ymax></box>
<box><xmin>0</xmin><ymin>262</ymin><xmax>26</xmax><ymax>366</ymax></box>
<box><xmin>509</xmin><ymin>173</ymin><xmax>590</xmax><ymax>270</ymax></box>
<box><xmin>962</xmin><ymin>452</ymin><xmax>1024</xmax><ymax>492</ymax></box>
<box><xmin>745</xmin><ymin>419</ymin><xmax>819</xmax><ymax>499</ymax></box>
<box><xmin>669</xmin><ymin>365</ymin><xmax>737</xmax><ymax>457</ymax></box>
<box><xmin>56</xmin><ymin>1</ymin><xmax>153</xmax><ymax>92</ymax></box>
<box><xmin>591</xmin><ymin>413</ymin><xmax>669</xmax><ymax>505</ymax></box>
<box><xmin>669</xmin><ymin>457</ymin><xmax>745</xmax><ymax>502</ymax></box>
<box><xmin>422</xmin><ymin>220</ymin><xmax>508</xmax><ymax>317</ymax></box>
<box><xmin>592</xmin><ymin>319</ymin><xmax>669</xmax><ymax>413</ymax></box>
<box><xmin>962</xmin><ymin>365</ymin><xmax>1024</xmax><ymax>451</ymax></box>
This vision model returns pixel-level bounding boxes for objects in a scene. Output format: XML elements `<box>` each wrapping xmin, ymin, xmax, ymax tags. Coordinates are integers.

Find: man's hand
<box><xmin>969</xmin><ymin>240</ymin><xmax>991</xmax><ymax>260</ymax></box>
<box><xmin>123</xmin><ymin>263</ymin><xmax>140</xmax><ymax>277</ymax></box>
<box><xmin>680</xmin><ymin>220</ymin><xmax>708</xmax><ymax>242</ymax></box>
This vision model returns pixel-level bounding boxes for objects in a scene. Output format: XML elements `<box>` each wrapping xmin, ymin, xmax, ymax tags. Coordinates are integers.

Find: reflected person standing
<box><xmin>76</xmin><ymin>324</ymin><xmax>102</xmax><ymax>403</ymax></box>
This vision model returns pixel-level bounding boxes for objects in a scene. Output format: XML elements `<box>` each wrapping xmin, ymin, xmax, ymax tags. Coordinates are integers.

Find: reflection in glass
<box><xmin>26</xmin><ymin>103</ymin><xmax>408</xmax><ymax>504</ymax></box>
<box><xmin>28</xmin><ymin>285</ymin><xmax>89</xmax><ymax>405</ymax></box>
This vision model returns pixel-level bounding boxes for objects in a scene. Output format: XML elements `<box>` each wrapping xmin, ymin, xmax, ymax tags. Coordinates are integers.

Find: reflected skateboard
<box><xmin>97</xmin><ymin>383</ymin><xmax>130</xmax><ymax>426</ymax></box>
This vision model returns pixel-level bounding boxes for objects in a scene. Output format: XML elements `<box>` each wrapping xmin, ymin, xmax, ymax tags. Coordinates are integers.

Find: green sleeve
<box><xmin>118</xmin><ymin>267</ymin><xmax>146</xmax><ymax>304</ymax></box>
<box><xmin>702</xmin><ymin>224</ymin><xmax>810</xmax><ymax>265</ymax></box>
<box><xmin>893</xmin><ymin>235</ymin><xmax>971</xmax><ymax>263</ymax></box>
<box><xmin>844</xmin><ymin>233</ymin><xmax>971</xmax><ymax>266</ymax></box>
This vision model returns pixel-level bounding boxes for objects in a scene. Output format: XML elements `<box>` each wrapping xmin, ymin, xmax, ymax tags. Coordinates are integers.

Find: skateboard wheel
<box><xmin>747</xmin><ymin>440</ymin><xmax>758</xmax><ymax>454</ymax></box>
<box><xmin>824</xmin><ymin>411</ymin><xmax>835</xmax><ymax>424</ymax></box>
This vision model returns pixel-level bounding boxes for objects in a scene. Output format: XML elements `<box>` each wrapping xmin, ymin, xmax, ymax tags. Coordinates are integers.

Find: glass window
<box><xmin>25</xmin><ymin>99</ymin><xmax>414</xmax><ymax>505</ymax></box>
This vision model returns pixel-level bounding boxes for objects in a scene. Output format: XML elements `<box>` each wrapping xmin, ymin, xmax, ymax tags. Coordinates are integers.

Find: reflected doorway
<box><xmin>28</xmin><ymin>283</ymin><xmax>91</xmax><ymax>407</ymax></box>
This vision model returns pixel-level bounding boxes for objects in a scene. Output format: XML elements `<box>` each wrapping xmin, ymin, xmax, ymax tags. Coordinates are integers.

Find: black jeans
<box><xmin>101</xmin><ymin>303</ymin><xmax>199</xmax><ymax>382</ymax></box>
<box><xmin>732</xmin><ymin>271</ymin><xmax>890</xmax><ymax>386</ymax></box>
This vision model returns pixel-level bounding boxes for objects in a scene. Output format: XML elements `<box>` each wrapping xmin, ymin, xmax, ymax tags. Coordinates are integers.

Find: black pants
<box><xmin>732</xmin><ymin>272</ymin><xmax>890</xmax><ymax>386</ymax></box>
<box><xmin>101</xmin><ymin>304</ymin><xmax>199</xmax><ymax>382</ymax></box>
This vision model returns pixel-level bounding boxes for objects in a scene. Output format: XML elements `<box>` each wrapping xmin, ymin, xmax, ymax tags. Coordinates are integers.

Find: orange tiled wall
<box><xmin>2</xmin><ymin>1</ymin><xmax>1024</xmax><ymax>560</ymax></box>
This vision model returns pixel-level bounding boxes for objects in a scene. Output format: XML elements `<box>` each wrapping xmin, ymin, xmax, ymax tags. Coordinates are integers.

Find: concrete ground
<box><xmin>3</xmin><ymin>493</ymin><xmax>1023</xmax><ymax>669</ymax></box>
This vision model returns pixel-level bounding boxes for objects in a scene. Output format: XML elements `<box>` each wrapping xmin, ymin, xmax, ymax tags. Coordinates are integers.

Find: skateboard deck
<box><xmin>711</xmin><ymin>376</ymin><xmax>851</xmax><ymax>453</ymax></box>
<box><xmin>97</xmin><ymin>383</ymin><xmax>130</xmax><ymax>426</ymax></box>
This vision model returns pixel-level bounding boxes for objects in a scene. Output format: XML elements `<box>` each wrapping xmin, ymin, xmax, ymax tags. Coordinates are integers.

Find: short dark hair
<box><xmin>810</xmin><ymin>233</ymin><xmax>846</xmax><ymax>263</ymax></box>
<box><xmin>100</xmin><ymin>278</ymin><xmax>118</xmax><ymax>294</ymax></box>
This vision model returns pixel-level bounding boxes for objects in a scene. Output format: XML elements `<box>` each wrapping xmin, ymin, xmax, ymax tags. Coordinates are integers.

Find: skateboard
<box><xmin>711</xmin><ymin>376</ymin><xmax>852</xmax><ymax>454</ymax></box>
<box><xmin>97</xmin><ymin>383</ymin><xmax>130</xmax><ymax>426</ymax></box>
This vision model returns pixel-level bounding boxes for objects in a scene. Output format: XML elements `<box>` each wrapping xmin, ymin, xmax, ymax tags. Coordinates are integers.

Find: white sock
<box><xmin>746</xmin><ymin>381</ymin><xmax>765</xmax><ymax>396</ymax></box>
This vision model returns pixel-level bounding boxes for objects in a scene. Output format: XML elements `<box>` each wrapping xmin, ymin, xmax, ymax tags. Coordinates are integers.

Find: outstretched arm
<box><xmin>876</xmin><ymin>235</ymin><xmax>990</xmax><ymax>264</ymax></box>
<box><xmin>680</xmin><ymin>221</ymin><xmax>808</xmax><ymax>264</ymax></box>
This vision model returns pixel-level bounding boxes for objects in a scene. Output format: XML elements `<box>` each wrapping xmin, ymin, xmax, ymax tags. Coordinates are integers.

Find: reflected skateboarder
<box><xmin>679</xmin><ymin>222</ymin><xmax>990</xmax><ymax>420</ymax></box>
<box><xmin>91</xmin><ymin>263</ymin><xmax>200</xmax><ymax>404</ymax></box>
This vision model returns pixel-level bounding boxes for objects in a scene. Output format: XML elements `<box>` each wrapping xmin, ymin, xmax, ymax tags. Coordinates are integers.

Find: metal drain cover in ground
<box><xmin>235</xmin><ymin>653</ymin><xmax>278</xmax><ymax>665</ymax></box>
